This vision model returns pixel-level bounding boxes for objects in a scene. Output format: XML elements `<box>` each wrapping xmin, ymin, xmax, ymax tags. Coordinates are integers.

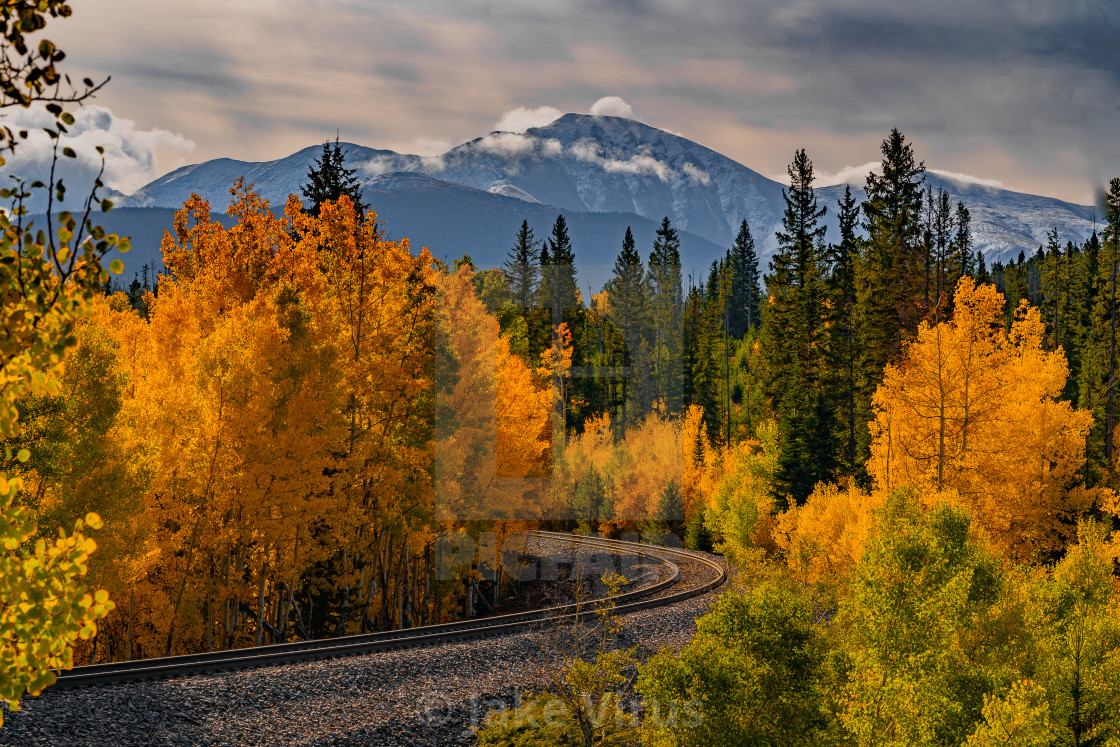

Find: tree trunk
<box><xmin>278</xmin><ymin>532</ymin><xmax>300</xmax><ymax>644</ymax></box>
<box><xmin>335</xmin><ymin>547</ymin><xmax>351</xmax><ymax>637</ymax></box>
<box><xmin>127</xmin><ymin>585</ymin><xmax>135</xmax><ymax>661</ymax></box>
<box><xmin>255</xmin><ymin>556</ymin><xmax>269</xmax><ymax>647</ymax></box>
<box><xmin>423</xmin><ymin>543</ymin><xmax>431</xmax><ymax>626</ymax></box>
<box><xmin>206</xmin><ymin>554</ymin><xmax>214</xmax><ymax>652</ymax></box>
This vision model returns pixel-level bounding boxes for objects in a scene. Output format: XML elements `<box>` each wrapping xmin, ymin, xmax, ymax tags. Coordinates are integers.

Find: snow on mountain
<box><xmin>119</xmin><ymin>114</ymin><xmax>1102</xmax><ymax>270</ymax></box>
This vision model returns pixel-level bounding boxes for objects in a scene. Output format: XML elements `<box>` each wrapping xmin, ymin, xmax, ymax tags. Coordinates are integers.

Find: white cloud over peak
<box><xmin>570</xmin><ymin>138</ymin><xmax>675</xmax><ymax>182</ymax></box>
<box><xmin>816</xmin><ymin>161</ymin><xmax>880</xmax><ymax>187</ymax></box>
<box><xmin>476</xmin><ymin>132</ymin><xmax>539</xmax><ymax>156</ymax></box>
<box><xmin>589</xmin><ymin>96</ymin><xmax>634</xmax><ymax>119</ymax></box>
<box><xmin>493</xmin><ymin>105</ymin><xmax>564</xmax><ymax>133</ymax></box>
<box><xmin>0</xmin><ymin>105</ymin><xmax>195</xmax><ymax>194</ymax></box>
<box><xmin>361</xmin><ymin>154</ymin><xmax>404</xmax><ymax>177</ymax></box>
<box><xmin>682</xmin><ymin>161</ymin><xmax>712</xmax><ymax>186</ymax></box>
<box><xmin>929</xmin><ymin>169</ymin><xmax>1006</xmax><ymax>190</ymax></box>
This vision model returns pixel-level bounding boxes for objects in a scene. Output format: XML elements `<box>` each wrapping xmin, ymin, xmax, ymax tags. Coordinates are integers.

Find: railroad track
<box><xmin>54</xmin><ymin>531</ymin><xmax>726</xmax><ymax>690</ymax></box>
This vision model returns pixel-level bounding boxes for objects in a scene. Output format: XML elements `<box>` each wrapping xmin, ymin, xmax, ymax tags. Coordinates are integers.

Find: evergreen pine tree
<box><xmin>647</xmin><ymin>217</ymin><xmax>684</xmax><ymax>415</ymax></box>
<box><xmin>538</xmin><ymin>214</ymin><xmax>580</xmax><ymax>321</ymax></box>
<box><xmin>825</xmin><ymin>185</ymin><xmax>860</xmax><ymax>476</ymax></box>
<box><xmin>976</xmin><ymin>250</ymin><xmax>990</xmax><ymax>285</ymax></box>
<box><xmin>929</xmin><ymin>187</ymin><xmax>954</xmax><ymax>320</ymax></box>
<box><xmin>686</xmin><ymin>262</ymin><xmax>727</xmax><ymax>445</ymax></box>
<box><xmin>604</xmin><ymin>226</ymin><xmax>651</xmax><ymax>433</ymax></box>
<box><xmin>852</xmin><ymin>129</ymin><xmax>926</xmax><ymax>473</ymax></box>
<box><xmin>503</xmin><ymin>220</ymin><xmax>539</xmax><ymax>309</ymax></box>
<box><xmin>537</xmin><ymin>214</ymin><xmax>584</xmax><ymax>430</ymax></box>
<box><xmin>684</xmin><ymin>502</ymin><xmax>712</xmax><ymax>552</ymax></box>
<box><xmin>727</xmin><ymin>219</ymin><xmax>762</xmax><ymax>337</ymax></box>
<box><xmin>951</xmin><ymin>202</ymin><xmax>974</xmax><ymax>282</ymax></box>
<box><xmin>761</xmin><ymin>149</ymin><xmax>832</xmax><ymax>506</ymax></box>
<box><xmin>654</xmin><ymin>480</ymin><xmax>685</xmax><ymax>535</ymax></box>
<box><xmin>300</xmin><ymin>135</ymin><xmax>367</xmax><ymax>217</ymax></box>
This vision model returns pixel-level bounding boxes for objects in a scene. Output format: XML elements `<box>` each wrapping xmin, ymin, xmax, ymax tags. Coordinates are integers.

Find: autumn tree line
<box><xmin>6</xmin><ymin>176</ymin><xmax>565</xmax><ymax>664</ymax></box>
<box><xmin>466</xmin><ymin>134</ymin><xmax>1120</xmax><ymax>744</ymax></box>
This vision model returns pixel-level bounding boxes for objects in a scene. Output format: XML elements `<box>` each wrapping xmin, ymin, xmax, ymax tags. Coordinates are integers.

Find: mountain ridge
<box><xmin>118</xmin><ymin>113</ymin><xmax>1103</xmax><ymax>272</ymax></box>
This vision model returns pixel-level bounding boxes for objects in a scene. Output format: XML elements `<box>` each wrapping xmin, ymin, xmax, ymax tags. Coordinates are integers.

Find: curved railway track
<box><xmin>54</xmin><ymin>531</ymin><xmax>725</xmax><ymax>690</ymax></box>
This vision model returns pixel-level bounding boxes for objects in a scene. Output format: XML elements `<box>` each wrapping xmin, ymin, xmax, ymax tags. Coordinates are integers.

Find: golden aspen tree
<box><xmin>775</xmin><ymin>481</ymin><xmax>885</xmax><ymax>591</ymax></box>
<box><xmin>311</xmin><ymin>196</ymin><xmax>439</xmax><ymax>635</ymax></box>
<box><xmin>871</xmin><ymin>277</ymin><xmax>1100</xmax><ymax>561</ymax></box>
<box><xmin>869</xmin><ymin>277</ymin><xmax>1006</xmax><ymax>493</ymax></box>
<box><xmin>430</xmin><ymin>265</ymin><xmax>550</xmax><ymax>519</ymax></box>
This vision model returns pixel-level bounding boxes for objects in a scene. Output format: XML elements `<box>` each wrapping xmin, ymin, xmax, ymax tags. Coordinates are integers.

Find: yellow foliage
<box><xmin>776</xmin><ymin>481</ymin><xmax>884</xmax><ymax>588</ymax></box>
<box><xmin>870</xmin><ymin>278</ymin><xmax>1099</xmax><ymax>561</ymax></box>
<box><xmin>704</xmin><ymin>420</ymin><xmax>781</xmax><ymax>560</ymax></box>
<box><xmin>430</xmin><ymin>267</ymin><xmax>551</xmax><ymax>520</ymax></box>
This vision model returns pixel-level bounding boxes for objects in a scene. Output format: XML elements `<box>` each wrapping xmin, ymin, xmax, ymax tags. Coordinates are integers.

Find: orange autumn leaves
<box><xmin>431</xmin><ymin>266</ymin><xmax>552</xmax><ymax>520</ymax></box>
<box><xmin>774</xmin><ymin>278</ymin><xmax>1113</xmax><ymax>591</ymax></box>
<box><xmin>63</xmin><ymin>182</ymin><xmax>551</xmax><ymax>657</ymax></box>
<box><xmin>869</xmin><ymin>277</ymin><xmax>1107</xmax><ymax>561</ymax></box>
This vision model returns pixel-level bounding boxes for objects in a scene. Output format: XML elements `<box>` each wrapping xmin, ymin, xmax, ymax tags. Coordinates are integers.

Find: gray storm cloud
<box><xmin>43</xmin><ymin>0</ymin><xmax>1120</xmax><ymax>203</ymax></box>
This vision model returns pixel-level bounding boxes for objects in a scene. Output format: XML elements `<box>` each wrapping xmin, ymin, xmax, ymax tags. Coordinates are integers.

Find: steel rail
<box><xmin>54</xmin><ymin>531</ymin><xmax>725</xmax><ymax>689</ymax></box>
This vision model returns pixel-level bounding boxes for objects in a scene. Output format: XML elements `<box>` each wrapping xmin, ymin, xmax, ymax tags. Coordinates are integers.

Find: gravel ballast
<box><xmin>0</xmin><ymin>543</ymin><xmax>722</xmax><ymax>747</ymax></box>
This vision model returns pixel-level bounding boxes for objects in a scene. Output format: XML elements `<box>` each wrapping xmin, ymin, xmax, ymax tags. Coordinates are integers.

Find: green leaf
<box><xmin>60</xmin><ymin>113</ymin><xmax>74</xmax><ymax>126</ymax></box>
<box><xmin>62</xmin><ymin>147</ymin><xmax>75</xmax><ymax>159</ymax></box>
<box><xmin>108</xmin><ymin>258</ymin><xmax>123</xmax><ymax>275</ymax></box>
<box><xmin>99</xmin><ymin>198</ymin><xmax>113</xmax><ymax>212</ymax></box>
<box><xmin>16</xmin><ymin>449</ymin><xmax>30</xmax><ymax>464</ymax></box>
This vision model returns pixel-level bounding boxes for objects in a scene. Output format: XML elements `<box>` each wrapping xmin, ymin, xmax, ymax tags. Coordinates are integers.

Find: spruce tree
<box><xmin>538</xmin><ymin>214</ymin><xmax>580</xmax><ymax>321</ymax></box>
<box><xmin>503</xmin><ymin>220</ymin><xmax>539</xmax><ymax>309</ymax></box>
<box><xmin>537</xmin><ymin>214</ymin><xmax>584</xmax><ymax>430</ymax></box>
<box><xmin>825</xmin><ymin>185</ymin><xmax>860</xmax><ymax>476</ymax></box>
<box><xmin>727</xmin><ymin>219</ymin><xmax>761</xmax><ymax>337</ymax></box>
<box><xmin>300</xmin><ymin>136</ymin><xmax>367</xmax><ymax>217</ymax></box>
<box><xmin>853</xmin><ymin>129</ymin><xmax>925</xmax><ymax>472</ymax></box>
<box><xmin>761</xmin><ymin>149</ymin><xmax>832</xmax><ymax>506</ymax></box>
<box><xmin>647</xmin><ymin>217</ymin><xmax>684</xmax><ymax>414</ymax></box>
<box><xmin>604</xmin><ymin>226</ymin><xmax>651</xmax><ymax>432</ymax></box>
<box><xmin>930</xmin><ymin>187</ymin><xmax>953</xmax><ymax>319</ymax></box>
<box><xmin>976</xmin><ymin>250</ymin><xmax>990</xmax><ymax>285</ymax></box>
<box><xmin>685</xmin><ymin>262</ymin><xmax>727</xmax><ymax>445</ymax></box>
<box><xmin>952</xmin><ymin>202</ymin><xmax>974</xmax><ymax>281</ymax></box>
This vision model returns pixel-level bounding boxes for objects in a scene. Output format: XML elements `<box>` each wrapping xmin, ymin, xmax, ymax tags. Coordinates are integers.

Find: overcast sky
<box><xmin>17</xmin><ymin>0</ymin><xmax>1118</xmax><ymax>204</ymax></box>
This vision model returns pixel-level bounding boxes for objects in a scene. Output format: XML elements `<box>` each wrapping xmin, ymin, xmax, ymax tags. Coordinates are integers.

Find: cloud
<box><xmin>411</xmin><ymin>136</ymin><xmax>452</xmax><ymax>157</ymax></box>
<box><xmin>540</xmin><ymin>138</ymin><xmax>563</xmax><ymax>156</ymax></box>
<box><xmin>493</xmin><ymin>105</ymin><xmax>563</xmax><ymax>133</ymax></box>
<box><xmin>682</xmin><ymin>161</ymin><xmax>712</xmax><ymax>186</ymax></box>
<box><xmin>589</xmin><ymin>96</ymin><xmax>634</xmax><ymax>119</ymax></box>
<box><xmin>0</xmin><ymin>105</ymin><xmax>195</xmax><ymax>195</ymax></box>
<box><xmin>929</xmin><ymin>169</ymin><xmax>1006</xmax><ymax>190</ymax></box>
<box><xmin>476</xmin><ymin>132</ymin><xmax>539</xmax><ymax>156</ymax></box>
<box><xmin>361</xmin><ymin>154</ymin><xmax>404</xmax><ymax>177</ymax></box>
<box><xmin>569</xmin><ymin>138</ymin><xmax>675</xmax><ymax>182</ymax></box>
<box><xmin>570</xmin><ymin>139</ymin><xmax>603</xmax><ymax>163</ymax></box>
<box><xmin>816</xmin><ymin>161</ymin><xmax>881</xmax><ymax>187</ymax></box>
